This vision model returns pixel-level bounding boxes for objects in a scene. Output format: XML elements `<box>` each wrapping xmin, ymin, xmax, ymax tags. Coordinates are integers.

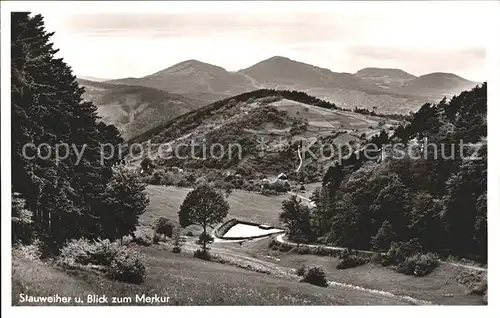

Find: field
<box><xmin>270</xmin><ymin>98</ymin><xmax>399</xmax><ymax>138</ymax></box>
<box><xmin>12</xmin><ymin>183</ymin><xmax>485</xmax><ymax>306</ymax></box>
<box><xmin>12</xmin><ymin>245</ymin><xmax>410</xmax><ymax>306</ymax></box>
<box><xmin>138</xmin><ymin>185</ymin><xmax>485</xmax><ymax>306</ymax></box>
<box><xmin>237</xmin><ymin>239</ymin><xmax>484</xmax><ymax>305</ymax></box>
<box><xmin>142</xmin><ymin>185</ymin><xmax>290</xmax><ymax>228</ymax></box>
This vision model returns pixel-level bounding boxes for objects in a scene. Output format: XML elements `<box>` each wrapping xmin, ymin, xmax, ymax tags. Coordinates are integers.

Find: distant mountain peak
<box><xmin>418</xmin><ymin>72</ymin><xmax>468</xmax><ymax>80</ymax></box>
<box><xmin>267</xmin><ymin>55</ymin><xmax>292</xmax><ymax>61</ymax></box>
<box><xmin>148</xmin><ymin>59</ymin><xmax>228</xmax><ymax>78</ymax></box>
<box><xmin>355</xmin><ymin>67</ymin><xmax>416</xmax><ymax>80</ymax></box>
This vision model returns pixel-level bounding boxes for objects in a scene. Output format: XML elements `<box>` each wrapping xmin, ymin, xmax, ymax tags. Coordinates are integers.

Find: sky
<box><xmin>37</xmin><ymin>1</ymin><xmax>491</xmax><ymax>82</ymax></box>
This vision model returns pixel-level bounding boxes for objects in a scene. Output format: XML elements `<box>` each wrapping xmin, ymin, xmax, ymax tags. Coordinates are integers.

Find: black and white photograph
<box><xmin>1</xmin><ymin>0</ymin><xmax>498</xmax><ymax>313</ymax></box>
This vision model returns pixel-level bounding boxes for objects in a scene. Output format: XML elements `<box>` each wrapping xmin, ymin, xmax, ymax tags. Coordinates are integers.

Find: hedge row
<box><xmin>269</xmin><ymin>238</ymin><xmax>374</xmax><ymax>258</ymax></box>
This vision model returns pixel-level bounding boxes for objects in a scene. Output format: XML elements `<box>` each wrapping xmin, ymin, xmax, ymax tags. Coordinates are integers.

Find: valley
<box><xmin>10</xmin><ymin>10</ymin><xmax>488</xmax><ymax>308</ymax></box>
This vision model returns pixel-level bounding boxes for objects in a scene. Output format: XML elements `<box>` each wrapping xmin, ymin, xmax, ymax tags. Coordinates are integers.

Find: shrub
<box><xmin>336</xmin><ymin>249</ymin><xmax>369</xmax><ymax>269</ymax></box>
<box><xmin>152</xmin><ymin>232</ymin><xmax>167</xmax><ymax>245</ymax></box>
<box><xmin>469</xmin><ymin>274</ymin><xmax>487</xmax><ymax>296</ymax></box>
<box><xmin>57</xmin><ymin>238</ymin><xmax>119</xmax><ymax>269</ymax></box>
<box><xmin>296</xmin><ymin>264</ymin><xmax>307</xmax><ymax>277</ymax></box>
<box><xmin>12</xmin><ymin>239</ymin><xmax>43</xmax><ymax>261</ymax></box>
<box><xmin>268</xmin><ymin>239</ymin><xmax>293</xmax><ymax>252</ymax></box>
<box><xmin>470</xmin><ymin>280</ymin><xmax>487</xmax><ymax>296</ymax></box>
<box><xmin>172</xmin><ymin>227</ymin><xmax>184</xmax><ymax>253</ymax></box>
<box><xmin>454</xmin><ymin>268</ymin><xmax>486</xmax><ymax>288</ymax></box>
<box><xmin>382</xmin><ymin>239</ymin><xmax>422</xmax><ymax>266</ymax></box>
<box><xmin>12</xmin><ymin>193</ymin><xmax>34</xmax><ymax>245</ymax></box>
<box><xmin>150</xmin><ymin>170</ymin><xmax>164</xmax><ymax>185</ymax></box>
<box><xmin>371</xmin><ymin>220</ymin><xmax>396</xmax><ymax>252</ymax></box>
<box><xmin>193</xmin><ymin>249</ymin><xmax>211</xmax><ymax>261</ymax></box>
<box><xmin>301</xmin><ymin>266</ymin><xmax>328</xmax><ymax>287</ymax></box>
<box><xmin>133</xmin><ymin>228</ymin><xmax>153</xmax><ymax>246</ymax></box>
<box><xmin>186</xmin><ymin>231</ymin><xmax>194</xmax><ymax>237</ymax></box>
<box><xmin>261</xmin><ymin>188</ymin><xmax>278</xmax><ymax>196</ymax></box>
<box><xmin>107</xmin><ymin>247</ymin><xmax>146</xmax><ymax>284</ymax></box>
<box><xmin>152</xmin><ymin>217</ymin><xmax>174</xmax><ymax>238</ymax></box>
<box><xmin>295</xmin><ymin>245</ymin><xmax>313</xmax><ymax>255</ymax></box>
<box><xmin>315</xmin><ymin>246</ymin><xmax>334</xmax><ymax>256</ymax></box>
<box><xmin>396</xmin><ymin>253</ymin><xmax>440</xmax><ymax>277</ymax></box>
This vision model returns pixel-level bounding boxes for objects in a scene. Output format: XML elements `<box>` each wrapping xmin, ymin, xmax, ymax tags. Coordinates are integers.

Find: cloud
<box><xmin>38</xmin><ymin>7</ymin><xmax>488</xmax><ymax>81</ymax></box>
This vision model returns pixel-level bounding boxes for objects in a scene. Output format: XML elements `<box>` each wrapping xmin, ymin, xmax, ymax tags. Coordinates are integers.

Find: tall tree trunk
<box><xmin>203</xmin><ymin>224</ymin><xmax>207</xmax><ymax>253</ymax></box>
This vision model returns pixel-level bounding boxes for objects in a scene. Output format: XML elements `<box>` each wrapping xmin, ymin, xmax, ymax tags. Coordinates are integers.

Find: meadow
<box><xmin>142</xmin><ymin>185</ymin><xmax>290</xmax><ymax>228</ymax></box>
<box><xmin>12</xmin><ymin>244</ymin><xmax>411</xmax><ymax>306</ymax></box>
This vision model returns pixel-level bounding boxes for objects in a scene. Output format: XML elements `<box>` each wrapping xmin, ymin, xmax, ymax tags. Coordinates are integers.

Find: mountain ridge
<box><xmin>103</xmin><ymin>56</ymin><xmax>480</xmax><ymax>114</ymax></box>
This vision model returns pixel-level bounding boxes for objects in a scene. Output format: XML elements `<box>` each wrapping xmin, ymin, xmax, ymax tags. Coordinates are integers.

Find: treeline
<box><xmin>353</xmin><ymin>107</ymin><xmax>411</xmax><ymax>121</ymax></box>
<box><xmin>11</xmin><ymin>13</ymin><xmax>149</xmax><ymax>255</ymax></box>
<box><xmin>291</xmin><ymin>84</ymin><xmax>487</xmax><ymax>262</ymax></box>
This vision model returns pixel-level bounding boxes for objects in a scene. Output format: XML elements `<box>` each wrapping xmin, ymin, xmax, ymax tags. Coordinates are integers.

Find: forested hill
<box><xmin>129</xmin><ymin>88</ymin><xmax>339</xmax><ymax>144</ymax></box>
<box><xmin>11</xmin><ymin>13</ymin><xmax>149</xmax><ymax>253</ymax></box>
<box><xmin>317</xmin><ymin>83</ymin><xmax>487</xmax><ymax>262</ymax></box>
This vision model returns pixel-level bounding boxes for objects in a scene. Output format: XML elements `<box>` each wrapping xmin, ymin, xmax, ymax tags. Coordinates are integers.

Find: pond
<box><xmin>222</xmin><ymin>223</ymin><xmax>284</xmax><ymax>239</ymax></box>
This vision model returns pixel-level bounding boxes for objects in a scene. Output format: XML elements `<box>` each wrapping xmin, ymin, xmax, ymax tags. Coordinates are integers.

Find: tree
<box><xmin>371</xmin><ymin>220</ymin><xmax>396</xmax><ymax>251</ymax></box>
<box><xmin>101</xmin><ymin>165</ymin><xmax>150</xmax><ymax>242</ymax></box>
<box><xmin>172</xmin><ymin>226</ymin><xmax>184</xmax><ymax>253</ymax></box>
<box><xmin>140</xmin><ymin>158</ymin><xmax>155</xmax><ymax>174</ymax></box>
<box><xmin>178</xmin><ymin>184</ymin><xmax>229</xmax><ymax>253</ymax></box>
<box><xmin>279</xmin><ymin>195</ymin><xmax>315</xmax><ymax>243</ymax></box>
<box><xmin>11</xmin><ymin>13</ymin><xmax>125</xmax><ymax>252</ymax></box>
<box><xmin>152</xmin><ymin>217</ymin><xmax>174</xmax><ymax>239</ymax></box>
<box><xmin>12</xmin><ymin>192</ymin><xmax>34</xmax><ymax>245</ymax></box>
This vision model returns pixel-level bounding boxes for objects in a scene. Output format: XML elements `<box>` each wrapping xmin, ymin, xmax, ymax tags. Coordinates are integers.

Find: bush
<box><xmin>315</xmin><ymin>246</ymin><xmax>334</xmax><ymax>256</ymax></box>
<box><xmin>268</xmin><ymin>239</ymin><xmax>293</xmax><ymax>252</ymax></box>
<box><xmin>396</xmin><ymin>252</ymin><xmax>439</xmax><ymax>277</ymax></box>
<box><xmin>470</xmin><ymin>280</ymin><xmax>487</xmax><ymax>296</ymax></box>
<box><xmin>152</xmin><ymin>217</ymin><xmax>174</xmax><ymax>238</ymax></box>
<box><xmin>468</xmin><ymin>273</ymin><xmax>488</xmax><ymax>296</ymax></box>
<box><xmin>455</xmin><ymin>268</ymin><xmax>484</xmax><ymax>284</ymax></box>
<box><xmin>12</xmin><ymin>239</ymin><xmax>43</xmax><ymax>261</ymax></box>
<box><xmin>152</xmin><ymin>232</ymin><xmax>167</xmax><ymax>245</ymax></box>
<box><xmin>336</xmin><ymin>249</ymin><xmax>369</xmax><ymax>269</ymax></box>
<box><xmin>371</xmin><ymin>220</ymin><xmax>396</xmax><ymax>252</ymax></box>
<box><xmin>296</xmin><ymin>264</ymin><xmax>307</xmax><ymax>277</ymax></box>
<box><xmin>382</xmin><ymin>239</ymin><xmax>422</xmax><ymax>266</ymax></box>
<box><xmin>295</xmin><ymin>245</ymin><xmax>313</xmax><ymax>255</ymax></box>
<box><xmin>301</xmin><ymin>266</ymin><xmax>328</xmax><ymax>287</ymax></box>
<box><xmin>261</xmin><ymin>188</ymin><xmax>278</xmax><ymax>196</ymax></box>
<box><xmin>193</xmin><ymin>249</ymin><xmax>211</xmax><ymax>261</ymax></box>
<box><xmin>107</xmin><ymin>247</ymin><xmax>146</xmax><ymax>284</ymax></box>
<box><xmin>57</xmin><ymin>238</ymin><xmax>119</xmax><ymax>269</ymax></box>
<box><xmin>172</xmin><ymin>226</ymin><xmax>184</xmax><ymax>253</ymax></box>
<box><xmin>186</xmin><ymin>231</ymin><xmax>194</xmax><ymax>237</ymax></box>
<box><xmin>132</xmin><ymin>229</ymin><xmax>153</xmax><ymax>246</ymax></box>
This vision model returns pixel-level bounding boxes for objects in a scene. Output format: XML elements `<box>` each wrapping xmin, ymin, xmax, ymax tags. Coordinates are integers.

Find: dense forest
<box><xmin>310</xmin><ymin>84</ymin><xmax>487</xmax><ymax>262</ymax></box>
<box><xmin>11</xmin><ymin>13</ymin><xmax>149</xmax><ymax>254</ymax></box>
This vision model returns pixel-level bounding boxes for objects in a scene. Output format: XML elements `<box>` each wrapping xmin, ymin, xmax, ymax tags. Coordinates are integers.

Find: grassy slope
<box><xmin>140</xmin><ymin>185</ymin><xmax>483</xmax><ymax>305</ymax></box>
<box><xmin>239</xmin><ymin>239</ymin><xmax>484</xmax><ymax>305</ymax></box>
<box><xmin>142</xmin><ymin>185</ymin><xmax>289</xmax><ymax>228</ymax></box>
<box><xmin>12</xmin><ymin>245</ymin><xmax>408</xmax><ymax>306</ymax></box>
